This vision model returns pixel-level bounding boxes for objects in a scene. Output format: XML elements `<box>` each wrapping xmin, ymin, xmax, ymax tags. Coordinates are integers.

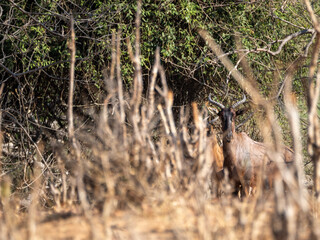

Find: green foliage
<box><xmin>2</xmin><ymin>1</ymin><xmax>316</xmax><ymax>100</ymax></box>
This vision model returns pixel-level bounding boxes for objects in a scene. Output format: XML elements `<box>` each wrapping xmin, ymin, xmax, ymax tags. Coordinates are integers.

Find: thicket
<box><xmin>0</xmin><ymin>0</ymin><xmax>319</xmax><ymax>205</ymax></box>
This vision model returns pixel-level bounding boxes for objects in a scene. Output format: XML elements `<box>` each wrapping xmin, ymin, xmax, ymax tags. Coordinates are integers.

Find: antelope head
<box><xmin>208</xmin><ymin>94</ymin><xmax>246</xmax><ymax>142</ymax></box>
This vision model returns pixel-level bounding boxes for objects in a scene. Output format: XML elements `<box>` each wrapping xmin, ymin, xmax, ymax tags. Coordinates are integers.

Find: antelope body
<box><xmin>208</xmin><ymin>94</ymin><xmax>293</xmax><ymax>196</ymax></box>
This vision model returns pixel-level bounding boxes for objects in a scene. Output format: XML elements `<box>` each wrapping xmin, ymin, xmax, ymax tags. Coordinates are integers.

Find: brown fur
<box><xmin>220</xmin><ymin>109</ymin><xmax>293</xmax><ymax>196</ymax></box>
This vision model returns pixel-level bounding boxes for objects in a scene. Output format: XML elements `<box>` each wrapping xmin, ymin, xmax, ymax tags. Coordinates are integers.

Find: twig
<box><xmin>255</xmin><ymin>29</ymin><xmax>315</xmax><ymax>56</ymax></box>
<box><xmin>236</xmin><ymin>112</ymin><xmax>253</xmax><ymax>130</ymax></box>
<box><xmin>227</xmin><ymin>49</ymin><xmax>251</xmax><ymax>82</ymax></box>
<box><xmin>303</xmin><ymin>32</ymin><xmax>316</xmax><ymax>57</ymax></box>
<box><xmin>147</xmin><ymin>47</ymin><xmax>160</xmax><ymax>120</ymax></box>
<box><xmin>0</xmin><ymin>59</ymin><xmax>82</xmax><ymax>79</ymax></box>
<box><xmin>198</xmin><ymin>29</ymin><xmax>265</xmax><ymax>104</ymax></box>
<box><xmin>272</xmin><ymin>13</ymin><xmax>305</xmax><ymax>30</ymax></box>
<box><xmin>9</xmin><ymin>0</ymin><xmax>67</xmax><ymax>38</ymax></box>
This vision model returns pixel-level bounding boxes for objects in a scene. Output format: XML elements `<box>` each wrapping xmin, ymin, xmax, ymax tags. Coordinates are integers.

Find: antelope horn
<box><xmin>232</xmin><ymin>94</ymin><xmax>246</xmax><ymax>109</ymax></box>
<box><xmin>208</xmin><ymin>94</ymin><xmax>225</xmax><ymax>109</ymax></box>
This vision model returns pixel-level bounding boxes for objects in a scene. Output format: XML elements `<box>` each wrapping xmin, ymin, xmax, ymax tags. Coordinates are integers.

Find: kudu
<box><xmin>208</xmin><ymin>94</ymin><xmax>294</xmax><ymax>196</ymax></box>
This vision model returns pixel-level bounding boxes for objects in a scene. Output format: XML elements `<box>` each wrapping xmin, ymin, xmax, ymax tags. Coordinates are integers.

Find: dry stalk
<box><xmin>152</xmin><ymin>55</ymin><xmax>183</xmax><ymax>179</ymax></box>
<box><xmin>105</xmin><ymin>32</ymin><xmax>116</xmax><ymax>94</ymax></box>
<box><xmin>147</xmin><ymin>47</ymin><xmax>160</xmax><ymax>120</ymax></box>
<box><xmin>152</xmin><ymin>55</ymin><xmax>183</xmax><ymax>176</ymax></box>
<box><xmin>180</xmin><ymin>107</ymin><xmax>194</xmax><ymax>159</ymax></box>
<box><xmin>128</xmin><ymin>0</ymin><xmax>143</xmax><ymax>145</ymax></box>
<box><xmin>167</xmin><ymin>92</ymin><xmax>183</xmax><ymax>175</ymax></box>
<box><xmin>116</xmin><ymin>30</ymin><xmax>127</xmax><ymax>144</ymax></box>
<box><xmin>283</xmin><ymin>58</ymin><xmax>309</xmax><ymax>208</ymax></box>
<box><xmin>283</xmin><ymin>59</ymin><xmax>314</xmax><ymax>239</ymax></box>
<box><xmin>57</xmin><ymin>156</ymin><xmax>67</xmax><ymax>207</ymax></box>
<box><xmin>0</xmin><ymin>84</ymin><xmax>3</xmax><ymax>238</ymax></box>
<box><xmin>133</xmin><ymin>0</ymin><xmax>143</xmax><ymax>109</ymax></box>
<box><xmin>100</xmin><ymin>100</ymin><xmax>117</xmax><ymax>238</ymax></box>
<box><xmin>68</xmin><ymin>17</ymin><xmax>76</xmax><ymax>141</ymax></box>
<box><xmin>0</xmin><ymin>83</ymin><xmax>4</xmax><ymax>174</ymax></box>
<box><xmin>27</xmin><ymin>141</ymin><xmax>45</xmax><ymax>240</ymax></box>
<box><xmin>68</xmin><ymin>16</ymin><xmax>99</xmax><ymax>239</ymax></box>
<box><xmin>157</xmin><ymin>104</ymin><xmax>174</xmax><ymax>180</ymax></box>
<box><xmin>304</xmin><ymin>0</ymin><xmax>320</xmax><ymax>33</ymax></box>
<box><xmin>192</xmin><ymin>103</ymin><xmax>209</xmax><ymax>187</ymax></box>
<box><xmin>144</xmin><ymin>48</ymin><xmax>161</xmax><ymax>162</ymax></box>
<box><xmin>304</xmin><ymin>0</ymin><xmax>320</xmax><ymax>200</ymax></box>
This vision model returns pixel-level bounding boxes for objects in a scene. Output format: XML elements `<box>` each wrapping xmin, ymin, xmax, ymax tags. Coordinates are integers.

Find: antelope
<box><xmin>208</xmin><ymin>94</ymin><xmax>293</xmax><ymax>196</ymax></box>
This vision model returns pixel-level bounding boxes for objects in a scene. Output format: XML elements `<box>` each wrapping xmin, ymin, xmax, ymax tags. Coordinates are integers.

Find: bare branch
<box><xmin>205</xmin><ymin>28</ymin><xmax>314</xmax><ymax>61</ymax></box>
<box><xmin>256</xmin><ymin>29</ymin><xmax>315</xmax><ymax>56</ymax></box>
<box><xmin>0</xmin><ymin>58</ymin><xmax>84</xmax><ymax>80</ymax></box>
<box><xmin>9</xmin><ymin>0</ymin><xmax>67</xmax><ymax>38</ymax></box>
<box><xmin>0</xmin><ymin>62</ymin><xmax>18</xmax><ymax>81</ymax></box>
<box><xmin>303</xmin><ymin>32</ymin><xmax>316</xmax><ymax>57</ymax></box>
<box><xmin>272</xmin><ymin>13</ymin><xmax>305</xmax><ymax>30</ymax></box>
<box><xmin>198</xmin><ymin>29</ymin><xmax>264</xmax><ymax>104</ymax></box>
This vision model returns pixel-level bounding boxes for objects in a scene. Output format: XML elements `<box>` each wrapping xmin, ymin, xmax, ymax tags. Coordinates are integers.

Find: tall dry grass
<box><xmin>0</xmin><ymin>0</ymin><xmax>320</xmax><ymax>239</ymax></box>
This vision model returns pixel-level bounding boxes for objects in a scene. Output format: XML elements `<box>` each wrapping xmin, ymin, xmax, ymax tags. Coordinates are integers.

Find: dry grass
<box><xmin>1</xmin><ymin>1</ymin><xmax>320</xmax><ymax>239</ymax></box>
<box><xmin>1</xmin><ymin>190</ymin><xmax>318</xmax><ymax>239</ymax></box>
